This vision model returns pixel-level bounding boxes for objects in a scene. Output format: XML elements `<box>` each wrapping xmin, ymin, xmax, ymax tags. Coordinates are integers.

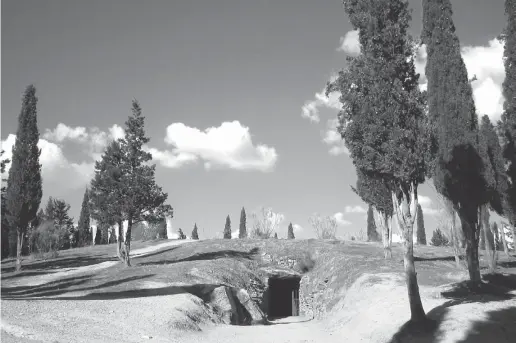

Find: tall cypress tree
<box><xmin>223</xmin><ymin>215</ymin><xmax>232</xmax><ymax>239</ymax></box>
<box><xmin>77</xmin><ymin>188</ymin><xmax>92</xmax><ymax>247</ymax></box>
<box><xmin>239</xmin><ymin>207</ymin><xmax>247</xmax><ymax>238</ymax></box>
<box><xmin>422</xmin><ymin>0</ymin><xmax>486</xmax><ymax>283</ymax></box>
<box><xmin>330</xmin><ymin>0</ymin><xmax>429</xmax><ymax>323</ymax></box>
<box><xmin>1</xmin><ymin>150</ymin><xmax>10</xmax><ymax>259</ymax></box>
<box><xmin>5</xmin><ymin>85</ymin><xmax>43</xmax><ymax>271</ymax></box>
<box><xmin>287</xmin><ymin>222</ymin><xmax>295</xmax><ymax>239</ymax></box>
<box><xmin>416</xmin><ymin>204</ymin><xmax>426</xmax><ymax>245</ymax></box>
<box><xmin>499</xmin><ymin>0</ymin><xmax>516</xmax><ymax>246</ymax></box>
<box><xmin>191</xmin><ymin>223</ymin><xmax>199</xmax><ymax>240</ymax></box>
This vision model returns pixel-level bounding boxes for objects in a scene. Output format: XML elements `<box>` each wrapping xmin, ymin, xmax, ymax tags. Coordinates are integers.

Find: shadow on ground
<box><xmin>387</xmin><ymin>273</ymin><xmax>516</xmax><ymax>343</ymax></box>
<box><xmin>414</xmin><ymin>256</ymin><xmax>457</xmax><ymax>262</ymax></box>
<box><xmin>138</xmin><ymin>247</ymin><xmax>260</xmax><ymax>266</ymax></box>
<box><xmin>1</xmin><ymin>255</ymin><xmax>119</xmax><ymax>274</ymax></box>
<box><xmin>1</xmin><ymin>274</ymin><xmax>155</xmax><ymax>299</ymax></box>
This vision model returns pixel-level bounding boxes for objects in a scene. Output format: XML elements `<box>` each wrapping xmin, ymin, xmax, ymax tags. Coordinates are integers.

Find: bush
<box><xmin>295</xmin><ymin>252</ymin><xmax>316</xmax><ymax>273</ymax></box>
<box><xmin>31</xmin><ymin>220</ymin><xmax>67</xmax><ymax>256</ymax></box>
<box><xmin>430</xmin><ymin>228</ymin><xmax>449</xmax><ymax>247</ymax></box>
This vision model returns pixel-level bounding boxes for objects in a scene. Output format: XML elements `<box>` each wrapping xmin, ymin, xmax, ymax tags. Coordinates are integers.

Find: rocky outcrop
<box><xmin>207</xmin><ymin>286</ymin><xmax>266</xmax><ymax>325</ymax></box>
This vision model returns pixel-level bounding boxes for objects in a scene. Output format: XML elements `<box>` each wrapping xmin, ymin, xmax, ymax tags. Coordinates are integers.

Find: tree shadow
<box><xmin>455</xmin><ymin>306</ymin><xmax>516</xmax><ymax>343</ymax></box>
<box><xmin>498</xmin><ymin>260</ymin><xmax>516</xmax><ymax>268</ymax></box>
<box><xmin>414</xmin><ymin>256</ymin><xmax>457</xmax><ymax>262</ymax></box>
<box><xmin>138</xmin><ymin>247</ymin><xmax>260</xmax><ymax>266</ymax></box>
<box><xmin>1</xmin><ymin>270</ymin><xmax>57</xmax><ymax>280</ymax></box>
<box><xmin>131</xmin><ymin>246</ymin><xmax>180</xmax><ymax>260</ymax></box>
<box><xmin>1</xmin><ymin>255</ymin><xmax>119</xmax><ymax>274</ymax></box>
<box><xmin>2</xmin><ymin>274</ymin><xmax>154</xmax><ymax>299</ymax></box>
<box><xmin>386</xmin><ymin>273</ymin><xmax>516</xmax><ymax>343</ymax></box>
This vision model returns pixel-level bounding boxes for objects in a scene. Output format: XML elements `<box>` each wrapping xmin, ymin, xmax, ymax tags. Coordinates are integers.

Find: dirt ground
<box><xmin>2</xmin><ymin>239</ymin><xmax>516</xmax><ymax>343</ymax></box>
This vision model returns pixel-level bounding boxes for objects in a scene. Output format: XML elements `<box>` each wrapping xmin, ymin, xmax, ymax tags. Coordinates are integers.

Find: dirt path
<box><xmin>5</xmin><ymin>239</ymin><xmax>196</xmax><ymax>287</ymax></box>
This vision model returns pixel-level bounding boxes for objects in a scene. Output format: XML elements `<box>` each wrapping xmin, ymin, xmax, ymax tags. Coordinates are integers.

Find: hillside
<box><xmin>1</xmin><ymin>238</ymin><xmax>516</xmax><ymax>343</ymax></box>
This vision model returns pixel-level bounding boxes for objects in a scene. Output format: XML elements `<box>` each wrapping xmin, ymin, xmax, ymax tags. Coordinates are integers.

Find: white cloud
<box><xmin>334</xmin><ymin>212</ymin><xmax>352</xmax><ymax>226</ymax></box>
<box><xmin>231</xmin><ymin>230</ymin><xmax>240</xmax><ymax>239</ymax></box>
<box><xmin>153</xmin><ymin>121</ymin><xmax>278</xmax><ymax>172</ymax></box>
<box><xmin>43</xmin><ymin>123</ymin><xmax>125</xmax><ymax>161</ymax></box>
<box><xmin>337</xmin><ymin>30</ymin><xmax>361</xmax><ymax>56</ymax></box>
<box><xmin>418</xmin><ymin>39</ymin><xmax>505</xmax><ymax>121</ymax></box>
<box><xmin>292</xmin><ymin>224</ymin><xmax>303</xmax><ymax>232</ymax></box>
<box><xmin>417</xmin><ymin>194</ymin><xmax>442</xmax><ymax>216</ymax></box>
<box><xmin>344</xmin><ymin>205</ymin><xmax>367</xmax><ymax>214</ymax></box>
<box><xmin>301</xmin><ymin>86</ymin><xmax>341</xmax><ymax>123</ymax></box>
<box><xmin>1</xmin><ymin>134</ymin><xmax>94</xmax><ymax>193</ymax></box>
<box><xmin>323</xmin><ymin>119</ymin><xmax>350</xmax><ymax>156</ymax></box>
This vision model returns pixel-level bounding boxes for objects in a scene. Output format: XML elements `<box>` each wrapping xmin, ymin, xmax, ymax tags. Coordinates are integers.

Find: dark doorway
<box><xmin>268</xmin><ymin>276</ymin><xmax>300</xmax><ymax>319</ymax></box>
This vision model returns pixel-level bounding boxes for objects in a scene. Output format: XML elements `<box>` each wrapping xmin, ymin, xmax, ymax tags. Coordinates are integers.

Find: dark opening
<box><xmin>267</xmin><ymin>276</ymin><xmax>300</xmax><ymax>319</ymax></box>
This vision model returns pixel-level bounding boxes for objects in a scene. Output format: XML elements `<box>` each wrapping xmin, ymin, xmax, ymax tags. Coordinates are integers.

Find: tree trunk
<box><xmin>123</xmin><ymin>218</ymin><xmax>132</xmax><ymax>266</ymax></box>
<box><xmin>117</xmin><ymin>220</ymin><xmax>125</xmax><ymax>262</ymax></box>
<box><xmin>389</xmin><ymin>216</ymin><xmax>393</xmax><ymax>246</ymax></box>
<box><xmin>480</xmin><ymin>205</ymin><xmax>496</xmax><ymax>273</ymax></box>
<box><xmin>382</xmin><ymin>212</ymin><xmax>392</xmax><ymax>259</ymax></box>
<box><xmin>15</xmin><ymin>231</ymin><xmax>23</xmax><ymax>272</ymax></box>
<box><xmin>392</xmin><ymin>186</ymin><xmax>427</xmax><ymax>323</ymax></box>
<box><xmin>513</xmin><ymin>225</ymin><xmax>516</xmax><ymax>253</ymax></box>
<box><xmin>500</xmin><ymin>222</ymin><xmax>510</xmax><ymax>257</ymax></box>
<box><xmin>458</xmin><ymin>209</ymin><xmax>481</xmax><ymax>283</ymax></box>
<box><xmin>450</xmin><ymin>213</ymin><xmax>461</xmax><ymax>269</ymax></box>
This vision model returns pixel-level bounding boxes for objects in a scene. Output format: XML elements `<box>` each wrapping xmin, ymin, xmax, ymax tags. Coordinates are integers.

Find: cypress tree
<box><xmin>5</xmin><ymin>85</ymin><xmax>43</xmax><ymax>271</ymax></box>
<box><xmin>416</xmin><ymin>204</ymin><xmax>426</xmax><ymax>245</ymax></box>
<box><xmin>499</xmin><ymin>0</ymin><xmax>516</xmax><ymax>246</ymax></box>
<box><xmin>223</xmin><ymin>215</ymin><xmax>232</xmax><ymax>239</ymax></box>
<box><xmin>1</xmin><ymin>150</ymin><xmax>10</xmax><ymax>259</ymax></box>
<box><xmin>94</xmin><ymin>226</ymin><xmax>102</xmax><ymax>245</ymax></box>
<box><xmin>422</xmin><ymin>0</ymin><xmax>486</xmax><ymax>283</ymax></box>
<box><xmin>287</xmin><ymin>222</ymin><xmax>295</xmax><ymax>239</ymax></box>
<box><xmin>330</xmin><ymin>0</ymin><xmax>429</xmax><ymax>323</ymax></box>
<box><xmin>239</xmin><ymin>207</ymin><xmax>247</xmax><ymax>238</ymax></box>
<box><xmin>77</xmin><ymin>188</ymin><xmax>91</xmax><ymax>247</ymax></box>
<box><xmin>191</xmin><ymin>223</ymin><xmax>199</xmax><ymax>240</ymax></box>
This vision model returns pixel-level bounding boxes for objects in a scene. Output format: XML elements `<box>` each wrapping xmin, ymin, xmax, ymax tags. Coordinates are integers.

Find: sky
<box><xmin>1</xmin><ymin>0</ymin><xmax>509</xmax><ymax>240</ymax></box>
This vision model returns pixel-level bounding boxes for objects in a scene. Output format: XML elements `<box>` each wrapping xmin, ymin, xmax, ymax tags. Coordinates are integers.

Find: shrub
<box><xmin>309</xmin><ymin>214</ymin><xmax>337</xmax><ymax>239</ymax></box>
<box><xmin>295</xmin><ymin>252</ymin><xmax>316</xmax><ymax>273</ymax></box>
<box><xmin>430</xmin><ymin>228</ymin><xmax>450</xmax><ymax>247</ymax></box>
<box><xmin>31</xmin><ymin>220</ymin><xmax>66</xmax><ymax>257</ymax></box>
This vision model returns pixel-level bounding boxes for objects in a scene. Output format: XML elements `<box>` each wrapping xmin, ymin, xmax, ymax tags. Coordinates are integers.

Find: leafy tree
<box><xmin>1</xmin><ymin>150</ymin><xmax>11</xmax><ymax>259</ymax></box>
<box><xmin>366</xmin><ymin>205</ymin><xmax>379</xmax><ymax>243</ymax></box>
<box><xmin>239</xmin><ymin>207</ymin><xmax>247</xmax><ymax>238</ymax></box>
<box><xmin>5</xmin><ymin>85</ymin><xmax>43</xmax><ymax>271</ymax></box>
<box><xmin>90</xmin><ymin>140</ymin><xmax>125</xmax><ymax>258</ymax></box>
<box><xmin>287</xmin><ymin>222</ymin><xmax>295</xmax><ymax>239</ymax></box>
<box><xmin>178</xmin><ymin>228</ymin><xmax>186</xmax><ymax>240</ymax></box>
<box><xmin>309</xmin><ymin>214</ymin><xmax>337</xmax><ymax>239</ymax></box>
<box><xmin>329</xmin><ymin>0</ymin><xmax>429</xmax><ymax>323</ymax></box>
<box><xmin>116</xmin><ymin>100</ymin><xmax>172</xmax><ymax>265</ymax></box>
<box><xmin>352</xmin><ymin>161</ymin><xmax>393</xmax><ymax>257</ymax></box>
<box><xmin>44</xmin><ymin>197</ymin><xmax>75</xmax><ymax>249</ymax></box>
<box><xmin>274</xmin><ymin>232</ymin><xmax>278</xmax><ymax>239</ymax></box>
<box><xmin>430</xmin><ymin>228</ymin><xmax>449</xmax><ymax>247</ymax></box>
<box><xmin>416</xmin><ymin>204</ymin><xmax>427</xmax><ymax>245</ymax></box>
<box><xmin>90</xmin><ymin>100</ymin><xmax>172</xmax><ymax>266</ymax></box>
<box><xmin>223</xmin><ymin>215</ymin><xmax>232</xmax><ymax>239</ymax></box>
<box><xmin>498</xmin><ymin>0</ymin><xmax>516</xmax><ymax>249</ymax></box>
<box><xmin>191</xmin><ymin>223</ymin><xmax>199</xmax><ymax>240</ymax></box>
<box><xmin>422</xmin><ymin>0</ymin><xmax>487</xmax><ymax>283</ymax></box>
<box><xmin>77</xmin><ymin>188</ymin><xmax>92</xmax><ymax>247</ymax></box>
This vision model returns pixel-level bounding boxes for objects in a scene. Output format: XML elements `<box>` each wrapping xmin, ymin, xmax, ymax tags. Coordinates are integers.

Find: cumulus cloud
<box><xmin>43</xmin><ymin>123</ymin><xmax>125</xmax><ymax>161</ymax></box>
<box><xmin>344</xmin><ymin>205</ymin><xmax>367</xmax><ymax>214</ymax></box>
<box><xmin>337</xmin><ymin>30</ymin><xmax>361</xmax><ymax>56</ymax></box>
<box><xmin>152</xmin><ymin>121</ymin><xmax>278</xmax><ymax>172</ymax></box>
<box><xmin>292</xmin><ymin>224</ymin><xmax>303</xmax><ymax>232</ymax></box>
<box><xmin>334</xmin><ymin>212</ymin><xmax>352</xmax><ymax>226</ymax></box>
<box><xmin>323</xmin><ymin>119</ymin><xmax>349</xmax><ymax>156</ymax></box>
<box><xmin>1</xmin><ymin>134</ymin><xmax>94</xmax><ymax>193</ymax></box>
<box><xmin>301</xmin><ymin>86</ymin><xmax>341</xmax><ymax>123</ymax></box>
<box><xmin>418</xmin><ymin>194</ymin><xmax>442</xmax><ymax>216</ymax></box>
